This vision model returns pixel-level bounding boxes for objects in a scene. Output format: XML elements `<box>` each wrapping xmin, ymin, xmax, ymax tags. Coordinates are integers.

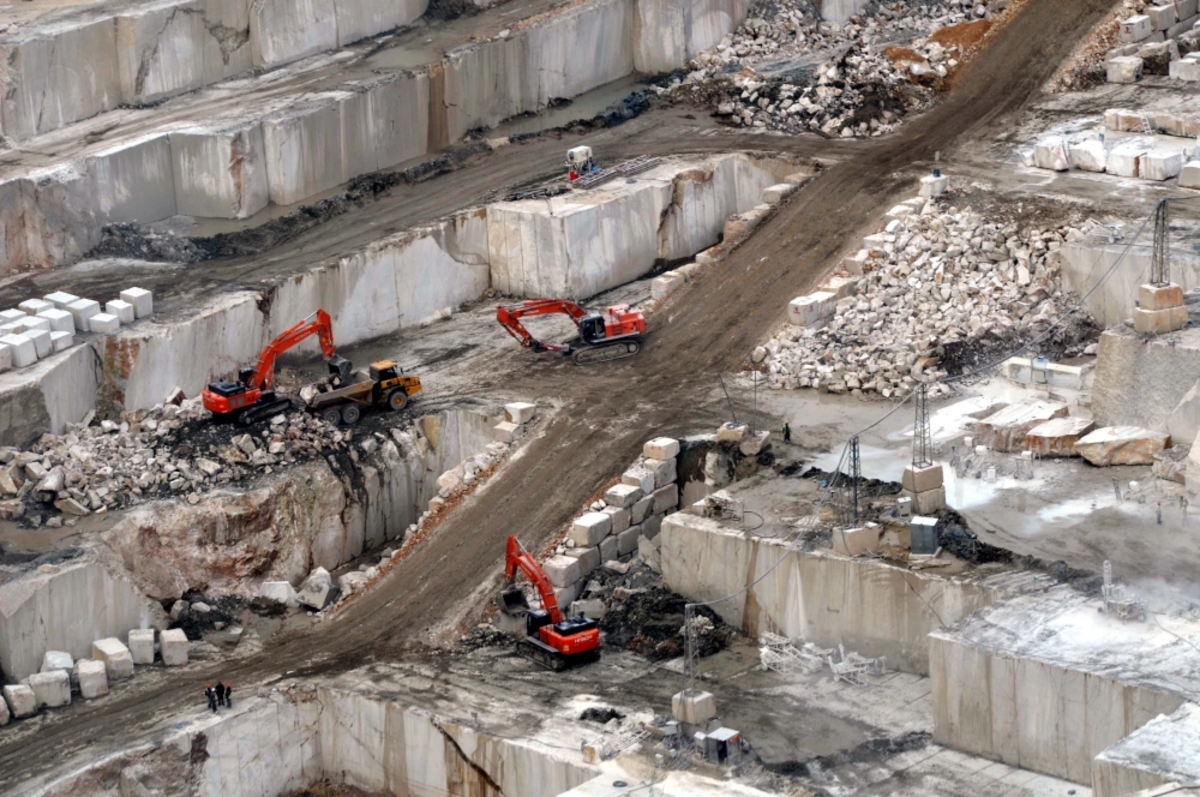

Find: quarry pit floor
<box><xmin>0</xmin><ymin>0</ymin><xmax>1131</xmax><ymax>790</ymax></box>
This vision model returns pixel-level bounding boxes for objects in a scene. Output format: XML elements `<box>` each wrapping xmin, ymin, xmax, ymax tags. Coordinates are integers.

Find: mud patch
<box><xmin>580</xmin><ymin>707</ymin><xmax>624</xmax><ymax>724</ymax></box>
<box><xmin>763</xmin><ymin>730</ymin><xmax>931</xmax><ymax>777</ymax></box>
<box><xmin>599</xmin><ymin>584</ymin><xmax>732</xmax><ymax>661</ymax></box>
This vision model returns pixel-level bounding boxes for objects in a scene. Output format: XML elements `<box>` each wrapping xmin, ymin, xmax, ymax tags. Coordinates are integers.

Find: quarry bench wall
<box><xmin>0</xmin><ymin>0</ymin><xmax>750</xmax><ymax>275</ymax></box>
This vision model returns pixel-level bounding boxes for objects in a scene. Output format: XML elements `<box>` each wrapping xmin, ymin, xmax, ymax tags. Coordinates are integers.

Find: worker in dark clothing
<box><xmin>782</xmin><ymin>422</ymin><xmax>792</xmax><ymax>443</ymax></box>
<box><xmin>224</xmin><ymin>683</ymin><xmax>233</xmax><ymax>708</ymax></box>
<box><xmin>205</xmin><ymin>684</ymin><xmax>217</xmax><ymax>713</ymax></box>
<box><xmin>215</xmin><ymin>682</ymin><xmax>226</xmax><ymax>708</ymax></box>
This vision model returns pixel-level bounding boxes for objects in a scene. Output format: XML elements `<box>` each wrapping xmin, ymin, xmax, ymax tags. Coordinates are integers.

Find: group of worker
<box><xmin>204</xmin><ymin>682</ymin><xmax>233</xmax><ymax>712</ymax></box>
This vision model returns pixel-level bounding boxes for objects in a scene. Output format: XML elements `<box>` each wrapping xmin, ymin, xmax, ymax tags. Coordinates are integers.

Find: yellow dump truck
<box><xmin>306</xmin><ymin>359</ymin><xmax>422</xmax><ymax>425</ymax></box>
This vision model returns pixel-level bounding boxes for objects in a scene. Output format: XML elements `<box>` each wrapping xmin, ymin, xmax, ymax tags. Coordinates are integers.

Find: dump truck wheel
<box><xmin>386</xmin><ymin>388</ymin><xmax>409</xmax><ymax>411</ymax></box>
<box><xmin>341</xmin><ymin>405</ymin><xmax>361</xmax><ymax>425</ymax></box>
<box><xmin>321</xmin><ymin>408</ymin><xmax>341</xmax><ymax>426</ymax></box>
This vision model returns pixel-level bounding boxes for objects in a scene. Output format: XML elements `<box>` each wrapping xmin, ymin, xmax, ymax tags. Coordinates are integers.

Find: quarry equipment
<box><xmin>497</xmin><ymin>535</ymin><xmax>601</xmax><ymax>671</ymax></box>
<box><xmin>1100</xmin><ymin>560</ymin><xmax>1147</xmax><ymax>622</ymax></box>
<box><xmin>304</xmin><ymin>359</ymin><xmax>422</xmax><ymax>426</ymax></box>
<box><xmin>203</xmin><ymin>309</ymin><xmax>351</xmax><ymax>425</ymax></box>
<box><xmin>496</xmin><ymin>299</ymin><xmax>646</xmax><ymax>365</ymax></box>
<box><xmin>566</xmin><ymin>145</ymin><xmax>597</xmax><ymax>180</ymax></box>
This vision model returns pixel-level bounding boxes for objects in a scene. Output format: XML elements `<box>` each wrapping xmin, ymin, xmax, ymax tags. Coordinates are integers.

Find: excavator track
<box><xmin>572</xmin><ymin>340</ymin><xmax>641</xmax><ymax>366</ymax></box>
<box><xmin>238</xmin><ymin>398</ymin><xmax>294</xmax><ymax>426</ymax></box>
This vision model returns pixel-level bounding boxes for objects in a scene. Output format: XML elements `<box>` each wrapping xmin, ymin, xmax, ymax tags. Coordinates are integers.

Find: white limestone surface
<box><xmin>89</xmin><ymin>135</ymin><xmax>178</xmax><ymax>224</ymax></box>
<box><xmin>263</xmin><ymin>92</ymin><xmax>351</xmax><ymax>206</ymax></box>
<box><xmin>170</xmin><ymin>122</ymin><xmax>271</xmax><ymax>219</ymax></box>
<box><xmin>117</xmin><ymin>0</ymin><xmax>210</xmax><ymax>104</ymax></box>
<box><xmin>1092</xmin><ymin>702</ymin><xmax>1200</xmax><ymax>797</ymax></box>
<box><xmin>0</xmin><ymin>342</ymin><xmax>99</xmax><ymax>443</ymax></box>
<box><xmin>633</xmin><ymin>0</ymin><xmax>749</xmax><ymax>73</ymax></box>
<box><xmin>250</xmin><ymin>0</ymin><xmax>337</xmax><ymax>68</ymax></box>
<box><xmin>930</xmin><ymin>588</ymin><xmax>1196</xmax><ymax>784</ymax></box>
<box><xmin>659</xmin><ymin>511</ymin><xmax>1036</xmax><ymax>674</ymax></box>
<box><xmin>0</xmin><ymin>559</ymin><xmax>165</xmax><ymax>682</ymax></box>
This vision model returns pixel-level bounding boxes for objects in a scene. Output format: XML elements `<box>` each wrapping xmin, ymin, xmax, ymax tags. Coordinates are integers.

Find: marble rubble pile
<box><xmin>669</xmin><ymin>0</ymin><xmax>1006</xmax><ymax>138</ymax></box>
<box><xmin>762</xmin><ymin>199</ymin><xmax>1084</xmax><ymax>395</ymax></box>
<box><xmin>0</xmin><ymin>397</ymin><xmax>405</xmax><ymax>522</ymax></box>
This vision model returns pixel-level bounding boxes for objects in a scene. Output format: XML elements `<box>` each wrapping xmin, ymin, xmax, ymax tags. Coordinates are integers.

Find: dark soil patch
<box><xmin>580</xmin><ymin>707</ymin><xmax>625</xmax><ymax>724</ymax></box>
<box><xmin>763</xmin><ymin>731</ymin><xmax>931</xmax><ymax>777</ymax></box>
<box><xmin>170</xmin><ymin>593</ymin><xmax>246</xmax><ymax>640</ymax></box>
<box><xmin>599</xmin><ymin>586</ymin><xmax>731</xmax><ymax>661</ymax></box>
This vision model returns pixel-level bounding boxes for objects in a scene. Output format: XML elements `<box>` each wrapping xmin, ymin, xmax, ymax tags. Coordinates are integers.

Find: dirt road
<box><xmin>0</xmin><ymin>0</ymin><xmax>1117</xmax><ymax>788</ymax></box>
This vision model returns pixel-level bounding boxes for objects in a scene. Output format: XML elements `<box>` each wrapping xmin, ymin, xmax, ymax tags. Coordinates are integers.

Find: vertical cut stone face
<box><xmin>88</xmin><ymin>136</ymin><xmax>178</xmax><ymax>224</ymax></box>
<box><xmin>250</xmin><ymin>0</ymin><xmax>338</xmax><ymax>69</ymax></box>
<box><xmin>170</xmin><ymin>123</ymin><xmax>270</xmax><ymax>219</ymax></box>
<box><xmin>117</xmin><ymin>0</ymin><xmax>209</xmax><ymax>105</ymax></box>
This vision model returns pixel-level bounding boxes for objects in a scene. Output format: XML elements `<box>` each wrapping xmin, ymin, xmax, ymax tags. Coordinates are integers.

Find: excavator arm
<box><xmin>496</xmin><ymin>300</ymin><xmax>588</xmax><ymax>354</ymax></box>
<box><xmin>248</xmin><ymin>310</ymin><xmax>337</xmax><ymax>391</ymax></box>
<box><xmin>504</xmin><ymin>535</ymin><xmax>563</xmax><ymax>623</ymax></box>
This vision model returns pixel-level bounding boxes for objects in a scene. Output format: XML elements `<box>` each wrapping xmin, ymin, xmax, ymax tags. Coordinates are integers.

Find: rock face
<box><xmin>1076</xmin><ymin>426</ymin><xmax>1171</xmax><ymax>466</ymax></box>
<box><xmin>977</xmin><ymin>400</ymin><xmax>1069</xmax><ymax>452</ymax></box>
<box><xmin>1024</xmin><ymin>417</ymin><xmax>1097</xmax><ymax>457</ymax></box>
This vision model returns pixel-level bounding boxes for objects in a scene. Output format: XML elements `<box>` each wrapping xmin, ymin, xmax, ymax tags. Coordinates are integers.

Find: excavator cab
<box><xmin>578</xmin><ymin>314</ymin><xmax>606</xmax><ymax>343</ymax></box>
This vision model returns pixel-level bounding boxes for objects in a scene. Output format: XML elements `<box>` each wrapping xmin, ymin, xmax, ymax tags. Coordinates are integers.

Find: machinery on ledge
<box><xmin>496</xmin><ymin>299</ymin><xmax>646</xmax><ymax>365</ymax></box>
<box><xmin>497</xmin><ymin>535</ymin><xmax>601</xmax><ymax>671</ymax></box>
<box><xmin>566</xmin><ymin>145</ymin><xmax>597</xmax><ymax>181</ymax></box>
<box><xmin>203</xmin><ymin>309</ymin><xmax>421</xmax><ymax>425</ymax></box>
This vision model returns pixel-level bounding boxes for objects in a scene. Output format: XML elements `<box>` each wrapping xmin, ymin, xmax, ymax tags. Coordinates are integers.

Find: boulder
<box><xmin>1024</xmin><ymin>417</ymin><xmax>1097</xmax><ymax>457</ymax></box>
<box><xmin>75</xmin><ymin>659</ymin><xmax>109</xmax><ymax>698</ymax></box>
<box><xmin>1076</xmin><ymin>426</ymin><xmax>1170</xmax><ymax>466</ymax></box>
<box><xmin>976</xmin><ymin>399</ymin><xmax>1070</xmax><ymax>452</ymax></box>
<box><xmin>1153</xmin><ymin>445</ymin><xmax>1189</xmax><ymax>483</ymax></box>
<box><xmin>338</xmin><ymin>571</ymin><xmax>370</xmax><ymax>595</ymax></box>
<box><xmin>297</xmin><ymin>567</ymin><xmax>334</xmax><ymax>611</ymax></box>
<box><xmin>259</xmin><ymin>580</ymin><xmax>299</xmax><ymax>606</ymax></box>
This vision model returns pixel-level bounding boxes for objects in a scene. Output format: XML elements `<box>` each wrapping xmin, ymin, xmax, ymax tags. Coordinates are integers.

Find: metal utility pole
<box><xmin>913</xmin><ymin>382</ymin><xmax>932</xmax><ymax>469</ymax></box>
<box><xmin>683</xmin><ymin>604</ymin><xmax>698</xmax><ymax>696</ymax></box>
<box><xmin>842</xmin><ymin>435</ymin><xmax>862</xmax><ymax>527</ymax></box>
<box><xmin>1152</xmin><ymin>198</ymin><xmax>1171</xmax><ymax>286</ymax></box>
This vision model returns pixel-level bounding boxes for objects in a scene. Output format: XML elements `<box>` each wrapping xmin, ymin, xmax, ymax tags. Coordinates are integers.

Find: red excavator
<box><xmin>497</xmin><ymin>535</ymin><xmax>601</xmax><ymax>671</ymax></box>
<box><xmin>496</xmin><ymin>299</ymin><xmax>645</xmax><ymax>365</ymax></box>
<box><xmin>202</xmin><ymin>309</ymin><xmax>351</xmax><ymax>425</ymax></box>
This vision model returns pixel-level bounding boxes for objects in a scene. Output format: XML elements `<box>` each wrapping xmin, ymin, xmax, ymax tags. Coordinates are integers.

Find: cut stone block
<box><xmin>503</xmin><ymin>402</ymin><xmax>536</xmax><ymax>424</ymax></box>
<box><xmin>740</xmin><ymin>430</ymin><xmax>770</xmax><ymax>456</ymax></box>
<box><xmin>832</xmin><ymin>523</ymin><xmax>881</xmax><ymax>557</ymax></box>
<box><xmin>160</xmin><ymin>628</ymin><xmax>189</xmax><ymax>666</ymax></box>
<box><xmin>672</xmin><ymin>690</ymin><xmax>717</xmax><ymax>725</ymax></box>
<box><xmin>1178</xmin><ymin>161</ymin><xmax>1200</xmax><ymax>189</ymax></box>
<box><xmin>1025</xmin><ymin>417</ymin><xmax>1097</xmax><ymax>457</ymax></box>
<box><xmin>645</xmin><ymin>457</ymin><xmax>678</xmax><ymax>488</ymax></box>
<box><xmin>976</xmin><ymin>399</ymin><xmax>1070</xmax><ymax>452</ymax></box>
<box><xmin>643</xmin><ymin>512</ymin><xmax>665</xmax><ymax>540</ymax></box>
<box><xmin>1069</xmin><ymin>139</ymin><xmax>1108</xmax><ymax>172</ymax></box>
<box><xmin>22</xmin><ymin>316</ymin><xmax>50</xmax><ymax>334</ymax></box>
<box><xmin>1143</xmin><ymin>151</ymin><xmax>1184</xmax><ymax>181</ymax></box>
<box><xmin>0</xmin><ymin>344</ymin><xmax>11</xmax><ymax>372</ymax></box>
<box><xmin>92</xmin><ymin>638</ymin><xmax>134</xmax><ymax>680</ymax></box>
<box><xmin>0</xmin><ymin>322</ymin><xmax>23</xmax><ymax>336</ymax></box>
<box><xmin>120</xmin><ymin>287</ymin><xmax>153</xmax><ymax>318</ymax></box>
<box><xmin>4</xmin><ymin>684</ymin><xmax>36</xmax><ymax>718</ymax></box>
<box><xmin>716</xmin><ymin>423</ymin><xmax>748</xmax><ymax>444</ymax></box>
<box><xmin>66</xmin><ymin>299</ymin><xmax>101</xmax><ymax>332</ymax></box>
<box><xmin>105</xmin><ymin>299</ymin><xmax>135</xmax><ymax>324</ymax></box>
<box><xmin>18</xmin><ymin>298</ymin><xmax>52</xmax><ymax>316</ymax></box>
<box><xmin>1076</xmin><ymin>426</ymin><xmax>1170</xmax><ymax>466</ymax></box>
<box><xmin>617</xmin><ymin>525</ymin><xmax>640</xmax><ymax>556</ymax></box>
<box><xmin>259</xmin><ymin>580</ymin><xmax>299</xmax><ymax>606</ymax></box>
<box><xmin>900</xmin><ymin>486</ymin><xmax>947</xmax><ymax>515</ymax></box>
<box><xmin>569</xmin><ymin>598</ymin><xmax>606</xmax><ymax>620</ymax></box>
<box><xmin>1178</xmin><ymin>0</ymin><xmax>1199</xmax><ymax>20</ymax></box>
<box><xmin>1108</xmin><ymin>56</ymin><xmax>1145</xmax><ymax>83</ymax></box>
<box><xmin>604</xmin><ymin>483</ymin><xmax>643</xmax><ymax>509</ymax></box>
<box><xmin>543</xmin><ymin>555</ymin><xmax>582</xmax><ymax>589</ymax></box>
<box><xmin>602</xmin><ymin>505</ymin><xmax>631</xmax><ymax>535</ymax></box>
<box><xmin>37</xmin><ymin>308</ymin><xmax>75</xmax><ymax>334</ymax></box>
<box><xmin>787</xmin><ymin>291</ymin><xmax>837</xmax><ymax>329</ymax></box>
<box><xmin>0</xmin><ymin>334</ymin><xmax>37</xmax><ymax>367</ymax></box>
<box><xmin>297</xmin><ymin>567</ymin><xmax>333</xmax><ymax>611</ymax></box>
<box><xmin>1034</xmin><ymin>137</ymin><xmax>1071</xmax><ymax>171</ymax></box>
<box><xmin>651</xmin><ymin>271</ymin><xmax>686</xmax><ymax>300</ymax></box>
<box><xmin>0</xmin><ymin>694</ymin><xmax>7</xmax><ymax>725</ymax></box>
<box><xmin>493</xmin><ymin>421</ymin><xmax>520</xmax><ymax>444</ymax></box>
<box><xmin>29</xmin><ymin>670</ymin><xmax>70</xmax><ymax>708</ymax></box>
<box><xmin>1134</xmin><ymin>305</ymin><xmax>1188</xmax><ymax>334</ymax></box>
<box><xmin>643</xmin><ymin>437</ymin><xmax>680</xmax><ymax>460</ymax></box>
<box><xmin>41</xmin><ymin>650</ymin><xmax>73</xmax><ymax>674</ymax></box>
<box><xmin>1119</xmin><ymin>14</ymin><xmax>1154</xmax><ymax>42</ymax></box>
<box><xmin>1171</xmin><ymin>58</ymin><xmax>1200</xmax><ymax>80</ymax></box>
<box><xmin>1149</xmin><ymin>3</ymin><xmax>1178</xmax><ymax>30</ymax></box>
<box><xmin>631</xmin><ymin>495</ymin><xmax>654</xmax><ymax>525</ymax></box>
<box><xmin>761</xmin><ymin>183</ymin><xmax>795</xmax><ymax>205</ymax></box>
<box><xmin>43</xmin><ymin>292</ymin><xmax>79</xmax><ymax>310</ymax></box>
<box><xmin>622</xmin><ymin>467</ymin><xmax>656</xmax><ymax>494</ymax></box>
<box><xmin>652</xmin><ymin>483</ymin><xmax>679</xmax><ymax>514</ymax></box>
<box><xmin>564</xmin><ymin>545</ymin><xmax>601</xmax><ymax>576</ymax></box>
<box><xmin>552</xmin><ymin>580</ymin><xmax>581</xmax><ymax>611</ymax></box>
<box><xmin>24</xmin><ymin>329</ymin><xmax>51</xmax><ymax>359</ymax></box>
<box><xmin>638</xmin><ymin>534</ymin><xmax>661</xmax><ymax>573</ymax></box>
<box><xmin>1139</xmin><ymin>283</ymin><xmax>1185</xmax><ymax>311</ymax></box>
<box><xmin>0</xmin><ymin>309</ymin><xmax>24</xmax><ymax>324</ymax></box>
<box><xmin>75</xmin><ymin>659</ymin><xmax>109</xmax><ymax>699</ymax></box>
<box><xmin>902</xmin><ymin>464</ymin><xmax>944</xmax><ymax>493</ymax></box>
<box><xmin>599</xmin><ymin>535</ymin><xmax>618</xmax><ymax>562</ymax></box>
<box><xmin>128</xmin><ymin>629</ymin><xmax>155</xmax><ymax>665</ymax></box>
<box><xmin>89</xmin><ymin>313</ymin><xmax>120</xmax><ymax>335</ymax></box>
<box><xmin>919</xmin><ymin>173</ymin><xmax>949</xmax><ymax>198</ymax></box>
<box><xmin>569</xmin><ymin>512</ymin><xmax>613</xmax><ymax>547</ymax></box>
<box><xmin>49</xmin><ymin>331</ymin><xmax>75</xmax><ymax>353</ymax></box>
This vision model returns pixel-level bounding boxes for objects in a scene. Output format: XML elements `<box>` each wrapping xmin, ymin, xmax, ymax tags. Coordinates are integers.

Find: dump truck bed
<box><xmin>307</xmin><ymin>379</ymin><xmax>374</xmax><ymax>408</ymax></box>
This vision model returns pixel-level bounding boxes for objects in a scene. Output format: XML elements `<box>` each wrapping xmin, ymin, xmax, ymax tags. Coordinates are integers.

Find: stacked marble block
<box><xmin>543</xmin><ymin>437</ymin><xmax>682</xmax><ymax>608</ymax></box>
<box><xmin>493</xmin><ymin>402</ymin><xmax>537</xmax><ymax>444</ymax></box>
<box><xmin>900</xmin><ymin>462</ymin><xmax>947</xmax><ymax>516</ymax></box>
<box><xmin>0</xmin><ymin>287</ymin><xmax>153</xmax><ymax>373</ymax></box>
<box><xmin>1134</xmin><ymin>282</ymin><xmax>1188</xmax><ymax>334</ymax></box>
<box><xmin>0</xmin><ymin>628</ymin><xmax>186</xmax><ymax>726</ymax></box>
<box><xmin>1106</xmin><ymin>1</ymin><xmax>1200</xmax><ymax>83</ymax></box>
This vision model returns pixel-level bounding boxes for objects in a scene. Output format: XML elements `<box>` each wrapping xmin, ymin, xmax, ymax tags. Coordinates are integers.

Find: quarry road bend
<box><xmin>0</xmin><ymin>0</ymin><xmax>1115</xmax><ymax>787</ymax></box>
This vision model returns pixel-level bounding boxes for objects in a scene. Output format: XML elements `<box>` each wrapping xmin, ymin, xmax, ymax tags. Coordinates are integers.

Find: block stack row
<box><xmin>1026</xmin><ymin>125</ymin><xmax>1200</xmax><ymax>187</ymax></box>
<box><xmin>0</xmin><ymin>287</ymin><xmax>152</xmax><ymax>374</ymax></box>
<box><xmin>1106</xmin><ymin>1</ymin><xmax>1200</xmax><ymax>82</ymax></box>
<box><xmin>541</xmin><ymin>437</ymin><xmax>683</xmax><ymax>609</ymax></box>
<box><xmin>0</xmin><ymin>628</ymin><xmax>186</xmax><ymax>727</ymax></box>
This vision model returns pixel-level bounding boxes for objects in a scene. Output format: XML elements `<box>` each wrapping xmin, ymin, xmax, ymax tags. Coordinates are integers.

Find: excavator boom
<box><xmin>504</xmin><ymin>535</ymin><xmax>562</xmax><ymax>622</ymax></box>
<box><xmin>496</xmin><ymin>300</ymin><xmax>587</xmax><ymax>354</ymax></box>
<box><xmin>496</xmin><ymin>299</ymin><xmax>646</xmax><ymax>364</ymax></box>
<box><xmin>249</xmin><ymin>309</ymin><xmax>337</xmax><ymax>391</ymax></box>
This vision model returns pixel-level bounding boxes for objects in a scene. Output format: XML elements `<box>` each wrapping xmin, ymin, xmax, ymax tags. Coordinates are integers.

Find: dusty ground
<box><xmin>0</xmin><ymin>0</ymin><xmax>1123</xmax><ymax>788</ymax></box>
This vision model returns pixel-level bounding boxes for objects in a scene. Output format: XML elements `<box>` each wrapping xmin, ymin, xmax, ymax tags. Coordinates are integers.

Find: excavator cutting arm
<box><xmin>496</xmin><ymin>300</ymin><xmax>589</xmax><ymax>354</ymax></box>
<box><xmin>504</xmin><ymin>535</ymin><xmax>563</xmax><ymax>623</ymax></box>
<box><xmin>248</xmin><ymin>309</ymin><xmax>337</xmax><ymax>391</ymax></box>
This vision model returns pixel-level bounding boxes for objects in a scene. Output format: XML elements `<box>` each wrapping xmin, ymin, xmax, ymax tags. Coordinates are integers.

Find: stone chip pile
<box><xmin>667</xmin><ymin>0</ymin><xmax>1006</xmax><ymax>138</ymax></box>
<box><xmin>762</xmin><ymin>198</ymin><xmax>1087</xmax><ymax>395</ymax></box>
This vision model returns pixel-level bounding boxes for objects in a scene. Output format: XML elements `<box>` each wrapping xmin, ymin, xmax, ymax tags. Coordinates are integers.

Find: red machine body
<box><xmin>495</xmin><ymin>299</ymin><xmax>645</xmax><ymax>365</ymax></box>
<box><xmin>502</xmin><ymin>535</ymin><xmax>601</xmax><ymax>670</ymax></box>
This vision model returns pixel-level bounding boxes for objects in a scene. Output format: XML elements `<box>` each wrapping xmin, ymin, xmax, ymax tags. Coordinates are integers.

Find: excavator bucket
<box><xmin>327</xmin><ymin>355</ymin><xmax>353</xmax><ymax>382</ymax></box>
<box><xmin>497</xmin><ymin>586</ymin><xmax>530</xmax><ymax>616</ymax></box>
